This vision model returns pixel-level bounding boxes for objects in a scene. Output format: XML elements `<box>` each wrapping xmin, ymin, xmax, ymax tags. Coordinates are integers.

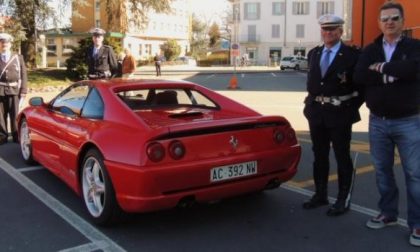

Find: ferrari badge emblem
<box><xmin>229</xmin><ymin>136</ymin><xmax>238</xmax><ymax>149</ymax></box>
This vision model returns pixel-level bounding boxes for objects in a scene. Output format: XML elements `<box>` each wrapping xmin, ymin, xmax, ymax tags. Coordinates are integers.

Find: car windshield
<box><xmin>281</xmin><ymin>57</ymin><xmax>294</xmax><ymax>61</ymax></box>
<box><xmin>117</xmin><ymin>88</ymin><xmax>219</xmax><ymax>110</ymax></box>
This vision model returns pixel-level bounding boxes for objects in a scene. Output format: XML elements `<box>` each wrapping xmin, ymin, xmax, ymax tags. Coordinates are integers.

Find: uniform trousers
<box><xmin>0</xmin><ymin>95</ymin><xmax>19</xmax><ymax>140</ymax></box>
<box><xmin>309</xmin><ymin>121</ymin><xmax>355</xmax><ymax>202</ymax></box>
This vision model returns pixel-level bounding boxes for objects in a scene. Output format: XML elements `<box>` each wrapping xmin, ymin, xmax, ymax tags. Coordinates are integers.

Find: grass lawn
<box><xmin>28</xmin><ymin>69</ymin><xmax>78</xmax><ymax>89</ymax></box>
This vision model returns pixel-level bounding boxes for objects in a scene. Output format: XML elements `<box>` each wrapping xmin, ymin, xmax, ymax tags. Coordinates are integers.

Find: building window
<box><xmin>62</xmin><ymin>39</ymin><xmax>73</xmax><ymax>56</ymax></box>
<box><xmin>95</xmin><ymin>0</ymin><xmax>100</xmax><ymax>11</ymax></box>
<box><xmin>317</xmin><ymin>1</ymin><xmax>335</xmax><ymax>17</ymax></box>
<box><xmin>47</xmin><ymin>38</ymin><xmax>56</xmax><ymax>56</ymax></box>
<box><xmin>272</xmin><ymin>24</ymin><xmax>280</xmax><ymax>38</ymax></box>
<box><xmin>95</xmin><ymin>20</ymin><xmax>100</xmax><ymax>28</ymax></box>
<box><xmin>139</xmin><ymin>44</ymin><xmax>142</xmax><ymax>55</ymax></box>
<box><xmin>294</xmin><ymin>47</ymin><xmax>306</xmax><ymax>57</ymax></box>
<box><xmin>145</xmin><ymin>44</ymin><xmax>152</xmax><ymax>55</ymax></box>
<box><xmin>292</xmin><ymin>1</ymin><xmax>310</xmax><ymax>15</ymax></box>
<box><xmin>244</xmin><ymin>3</ymin><xmax>260</xmax><ymax>20</ymax></box>
<box><xmin>296</xmin><ymin>24</ymin><xmax>305</xmax><ymax>38</ymax></box>
<box><xmin>272</xmin><ymin>2</ymin><xmax>285</xmax><ymax>15</ymax></box>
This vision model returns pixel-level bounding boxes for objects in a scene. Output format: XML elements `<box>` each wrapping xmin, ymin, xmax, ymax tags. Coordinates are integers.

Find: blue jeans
<box><xmin>369</xmin><ymin>113</ymin><xmax>420</xmax><ymax>229</ymax></box>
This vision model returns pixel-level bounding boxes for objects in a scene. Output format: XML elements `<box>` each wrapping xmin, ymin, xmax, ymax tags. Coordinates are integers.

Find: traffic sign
<box><xmin>231</xmin><ymin>43</ymin><xmax>239</xmax><ymax>50</ymax></box>
<box><xmin>231</xmin><ymin>49</ymin><xmax>240</xmax><ymax>56</ymax></box>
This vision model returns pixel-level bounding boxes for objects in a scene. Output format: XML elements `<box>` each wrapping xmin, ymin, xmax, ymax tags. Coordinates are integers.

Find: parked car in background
<box><xmin>18</xmin><ymin>79</ymin><xmax>301</xmax><ymax>225</ymax></box>
<box><xmin>280</xmin><ymin>56</ymin><xmax>308</xmax><ymax>70</ymax></box>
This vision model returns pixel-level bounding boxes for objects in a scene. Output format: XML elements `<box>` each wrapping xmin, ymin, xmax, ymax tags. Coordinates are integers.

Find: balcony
<box><xmin>239</xmin><ymin>34</ymin><xmax>261</xmax><ymax>43</ymax></box>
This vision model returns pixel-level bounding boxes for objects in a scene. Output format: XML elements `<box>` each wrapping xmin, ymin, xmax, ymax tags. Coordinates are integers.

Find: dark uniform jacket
<box><xmin>86</xmin><ymin>45</ymin><xmax>118</xmax><ymax>78</ymax></box>
<box><xmin>0</xmin><ymin>54</ymin><xmax>27</xmax><ymax>96</ymax></box>
<box><xmin>304</xmin><ymin>43</ymin><xmax>362</xmax><ymax>127</ymax></box>
<box><xmin>353</xmin><ymin>35</ymin><xmax>420</xmax><ymax>119</ymax></box>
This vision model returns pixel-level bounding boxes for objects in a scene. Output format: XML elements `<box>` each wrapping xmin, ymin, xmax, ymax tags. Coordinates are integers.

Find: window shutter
<box><xmin>330</xmin><ymin>2</ymin><xmax>335</xmax><ymax>14</ymax></box>
<box><xmin>304</xmin><ymin>2</ymin><xmax>309</xmax><ymax>15</ymax></box>
<box><xmin>317</xmin><ymin>2</ymin><xmax>322</xmax><ymax>18</ymax></box>
<box><xmin>292</xmin><ymin>2</ymin><xmax>297</xmax><ymax>15</ymax></box>
<box><xmin>244</xmin><ymin>3</ymin><xmax>249</xmax><ymax>19</ymax></box>
<box><xmin>257</xmin><ymin>3</ymin><xmax>261</xmax><ymax>19</ymax></box>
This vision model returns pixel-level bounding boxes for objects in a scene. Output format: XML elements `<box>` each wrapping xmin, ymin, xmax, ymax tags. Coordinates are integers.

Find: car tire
<box><xmin>280</xmin><ymin>67</ymin><xmax>285</xmax><ymax>70</ymax></box>
<box><xmin>294</xmin><ymin>65</ymin><xmax>300</xmax><ymax>70</ymax></box>
<box><xmin>81</xmin><ymin>148</ymin><xmax>121</xmax><ymax>225</ymax></box>
<box><xmin>19</xmin><ymin>118</ymin><xmax>36</xmax><ymax>165</ymax></box>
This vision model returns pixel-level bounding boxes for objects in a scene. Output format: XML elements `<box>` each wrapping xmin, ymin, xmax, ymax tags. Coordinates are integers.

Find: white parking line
<box><xmin>241</xmin><ymin>73</ymin><xmax>245</xmax><ymax>78</ymax></box>
<box><xmin>205</xmin><ymin>74</ymin><xmax>215</xmax><ymax>80</ymax></box>
<box><xmin>18</xmin><ymin>166</ymin><xmax>44</xmax><ymax>173</ymax></box>
<box><xmin>271</xmin><ymin>73</ymin><xmax>276</xmax><ymax>77</ymax></box>
<box><xmin>59</xmin><ymin>241</ymin><xmax>109</xmax><ymax>252</ymax></box>
<box><xmin>281</xmin><ymin>183</ymin><xmax>408</xmax><ymax>228</ymax></box>
<box><xmin>0</xmin><ymin>158</ymin><xmax>126</xmax><ymax>252</ymax></box>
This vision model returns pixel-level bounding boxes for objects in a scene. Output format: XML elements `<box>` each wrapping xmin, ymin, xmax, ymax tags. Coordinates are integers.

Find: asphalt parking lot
<box><xmin>0</xmin><ymin>71</ymin><xmax>417</xmax><ymax>251</ymax></box>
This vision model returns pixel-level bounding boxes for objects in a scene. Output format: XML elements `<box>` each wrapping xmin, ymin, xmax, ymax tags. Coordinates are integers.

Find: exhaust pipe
<box><xmin>264</xmin><ymin>178</ymin><xmax>281</xmax><ymax>190</ymax></box>
<box><xmin>177</xmin><ymin>195</ymin><xmax>196</xmax><ymax>208</ymax></box>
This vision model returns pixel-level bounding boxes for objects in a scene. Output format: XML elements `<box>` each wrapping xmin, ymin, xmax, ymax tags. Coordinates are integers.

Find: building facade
<box><xmin>231</xmin><ymin>0</ymin><xmax>352</xmax><ymax>65</ymax></box>
<box><xmin>230</xmin><ymin>0</ymin><xmax>420</xmax><ymax>66</ymax></box>
<box><xmin>43</xmin><ymin>0</ymin><xmax>191</xmax><ymax>67</ymax></box>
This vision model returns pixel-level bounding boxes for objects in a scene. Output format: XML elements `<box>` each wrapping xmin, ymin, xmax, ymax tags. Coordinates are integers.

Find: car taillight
<box><xmin>147</xmin><ymin>142</ymin><xmax>165</xmax><ymax>162</ymax></box>
<box><xmin>273</xmin><ymin>129</ymin><xmax>285</xmax><ymax>144</ymax></box>
<box><xmin>168</xmin><ymin>140</ymin><xmax>185</xmax><ymax>160</ymax></box>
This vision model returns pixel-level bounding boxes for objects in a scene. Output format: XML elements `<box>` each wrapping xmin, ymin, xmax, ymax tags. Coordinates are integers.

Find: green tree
<box><xmin>190</xmin><ymin>14</ymin><xmax>208</xmax><ymax>58</ymax></box>
<box><xmin>2</xmin><ymin>0</ymin><xmax>172</xmax><ymax>68</ymax></box>
<box><xmin>161</xmin><ymin>39</ymin><xmax>181</xmax><ymax>61</ymax></box>
<box><xmin>208</xmin><ymin>22</ymin><xmax>221</xmax><ymax>48</ymax></box>
<box><xmin>65</xmin><ymin>37</ymin><xmax>121</xmax><ymax>80</ymax></box>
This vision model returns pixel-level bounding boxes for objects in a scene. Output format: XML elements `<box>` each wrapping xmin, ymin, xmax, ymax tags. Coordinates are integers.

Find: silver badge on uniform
<box><xmin>337</xmin><ymin>72</ymin><xmax>347</xmax><ymax>84</ymax></box>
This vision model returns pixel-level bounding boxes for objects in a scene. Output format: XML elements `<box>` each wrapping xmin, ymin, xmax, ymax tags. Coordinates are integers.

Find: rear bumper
<box><xmin>106</xmin><ymin>146</ymin><xmax>301</xmax><ymax>213</ymax></box>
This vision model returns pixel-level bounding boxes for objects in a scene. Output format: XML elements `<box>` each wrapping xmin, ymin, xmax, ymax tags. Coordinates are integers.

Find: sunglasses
<box><xmin>380</xmin><ymin>14</ymin><xmax>401</xmax><ymax>23</ymax></box>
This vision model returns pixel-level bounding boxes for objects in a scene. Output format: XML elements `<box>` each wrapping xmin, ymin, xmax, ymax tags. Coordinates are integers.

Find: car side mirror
<box><xmin>29</xmin><ymin>97</ymin><xmax>44</xmax><ymax>106</ymax></box>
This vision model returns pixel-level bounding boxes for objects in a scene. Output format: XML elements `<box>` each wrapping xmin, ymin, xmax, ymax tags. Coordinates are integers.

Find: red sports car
<box><xmin>18</xmin><ymin>79</ymin><xmax>301</xmax><ymax>224</ymax></box>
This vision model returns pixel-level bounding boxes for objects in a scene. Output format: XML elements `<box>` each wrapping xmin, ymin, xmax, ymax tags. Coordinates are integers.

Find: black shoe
<box><xmin>326</xmin><ymin>200</ymin><xmax>349</xmax><ymax>216</ymax></box>
<box><xmin>0</xmin><ymin>136</ymin><xmax>7</xmax><ymax>145</ymax></box>
<box><xmin>12</xmin><ymin>132</ymin><xmax>18</xmax><ymax>143</ymax></box>
<box><xmin>302</xmin><ymin>194</ymin><xmax>329</xmax><ymax>209</ymax></box>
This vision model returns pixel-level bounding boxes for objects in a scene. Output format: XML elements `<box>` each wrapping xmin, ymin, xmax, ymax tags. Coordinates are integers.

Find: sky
<box><xmin>48</xmin><ymin>0</ymin><xmax>231</xmax><ymax>28</ymax></box>
<box><xmin>189</xmin><ymin>0</ymin><xmax>231</xmax><ymax>26</ymax></box>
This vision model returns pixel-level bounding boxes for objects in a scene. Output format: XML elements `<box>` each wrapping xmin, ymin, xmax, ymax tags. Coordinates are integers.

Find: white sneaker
<box><xmin>410</xmin><ymin>229</ymin><xmax>420</xmax><ymax>247</ymax></box>
<box><xmin>366</xmin><ymin>214</ymin><xmax>398</xmax><ymax>229</ymax></box>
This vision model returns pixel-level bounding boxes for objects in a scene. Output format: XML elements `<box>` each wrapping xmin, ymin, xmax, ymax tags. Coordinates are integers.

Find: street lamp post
<box><xmin>233</xmin><ymin>0</ymin><xmax>239</xmax><ymax>72</ymax></box>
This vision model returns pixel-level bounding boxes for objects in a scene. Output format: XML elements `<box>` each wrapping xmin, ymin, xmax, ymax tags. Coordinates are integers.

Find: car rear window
<box><xmin>117</xmin><ymin>88</ymin><xmax>218</xmax><ymax>110</ymax></box>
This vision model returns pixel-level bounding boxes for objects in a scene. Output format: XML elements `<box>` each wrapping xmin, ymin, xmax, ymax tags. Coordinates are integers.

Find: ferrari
<box><xmin>18</xmin><ymin>79</ymin><xmax>301</xmax><ymax>224</ymax></box>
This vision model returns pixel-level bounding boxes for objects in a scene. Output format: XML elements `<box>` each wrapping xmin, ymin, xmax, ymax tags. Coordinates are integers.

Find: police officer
<box><xmin>0</xmin><ymin>33</ymin><xmax>27</xmax><ymax>144</ymax></box>
<box><xmin>302</xmin><ymin>15</ymin><xmax>362</xmax><ymax>216</ymax></box>
<box><xmin>86</xmin><ymin>28</ymin><xmax>118</xmax><ymax>80</ymax></box>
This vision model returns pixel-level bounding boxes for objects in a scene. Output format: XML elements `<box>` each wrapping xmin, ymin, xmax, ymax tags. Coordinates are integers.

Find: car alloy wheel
<box><xmin>20</xmin><ymin>119</ymin><xmax>35</xmax><ymax>164</ymax></box>
<box><xmin>81</xmin><ymin>149</ymin><xmax>120</xmax><ymax>224</ymax></box>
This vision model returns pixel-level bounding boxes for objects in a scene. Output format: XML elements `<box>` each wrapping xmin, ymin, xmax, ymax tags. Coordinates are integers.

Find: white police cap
<box><xmin>0</xmin><ymin>33</ymin><xmax>13</xmax><ymax>42</ymax></box>
<box><xmin>318</xmin><ymin>14</ymin><xmax>344</xmax><ymax>28</ymax></box>
<box><xmin>89</xmin><ymin>27</ymin><xmax>106</xmax><ymax>36</ymax></box>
